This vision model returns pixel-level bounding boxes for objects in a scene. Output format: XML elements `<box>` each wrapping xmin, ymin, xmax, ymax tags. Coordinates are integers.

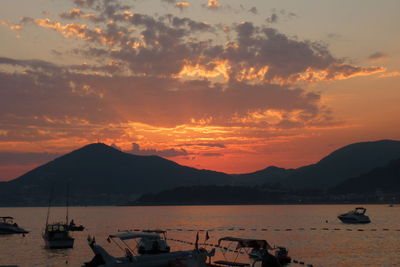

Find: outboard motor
<box><xmin>274</xmin><ymin>247</ymin><xmax>291</xmax><ymax>265</ymax></box>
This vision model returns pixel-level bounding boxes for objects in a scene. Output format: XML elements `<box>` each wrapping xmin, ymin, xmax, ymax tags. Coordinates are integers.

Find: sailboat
<box><xmin>43</xmin><ymin>185</ymin><xmax>74</xmax><ymax>249</ymax></box>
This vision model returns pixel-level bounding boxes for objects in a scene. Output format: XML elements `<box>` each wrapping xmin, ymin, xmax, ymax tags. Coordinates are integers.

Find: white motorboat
<box><xmin>0</xmin><ymin>216</ymin><xmax>28</xmax><ymax>234</ymax></box>
<box><xmin>337</xmin><ymin>207</ymin><xmax>371</xmax><ymax>224</ymax></box>
<box><xmin>84</xmin><ymin>233</ymin><xmax>212</xmax><ymax>267</ymax></box>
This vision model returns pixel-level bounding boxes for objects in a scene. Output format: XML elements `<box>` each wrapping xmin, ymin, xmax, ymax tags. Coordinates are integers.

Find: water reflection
<box><xmin>0</xmin><ymin>205</ymin><xmax>399</xmax><ymax>267</ymax></box>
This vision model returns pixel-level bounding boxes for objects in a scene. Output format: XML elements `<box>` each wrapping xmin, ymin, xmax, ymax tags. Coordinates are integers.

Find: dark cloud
<box><xmin>126</xmin><ymin>143</ymin><xmax>189</xmax><ymax>157</ymax></box>
<box><xmin>22</xmin><ymin>1</ymin><xmax>374</xmax><ymax>84</ymax></box>
<box><xmin>0</xmin><ymin>54</ymin><xmax>335</xmax><ymax>134</ymax></box>
<box><xmin>266</xmin><ymin>9</ymin><xmax>296</xmax><ymax>24</ymax></box>
<box><xmin>202</xmin><ymin>152</ymin><xmax>223</xmax><ymax>157</ymax></box>
<box><xmin>74</xmin><ymin>0</ymin><xmax>98</xmax><ymax>8</ymax></box>
<box><xmin>326</xmin><ymin>33</ymin><xmax>342</xmax><ymax>40</ymax></box>
<box><xmin>0</xmin><ymin>151</ymin><xmax>61</xmax><ymax>166</ymax></box>
<box><xmin>0</xmin><ymin>0</ymin><xmax>384</xmax><ymax>146</ymax></box>
<box><xmin>179</xmin><ymin>143</ymin><xmax>226</xmax><ymax>148</ymax></box>
<box><xmin>248</xmin><ymin>7</ymin><xmax>258</xmax><ymax>15</ymax></box>
<box><xmin>0</xmin><ymin>56</ymin><xmax>60</xmax><ymax>72</ymax></box>
<box><xmin>266</xmin><ymin>13</ymin><xmax>278</xmax><ymax>24</ymax></box>
<box><xmin>368</xmin><ymin>52</ymin><xmax>387</xmax><ymax>61</ymax></box>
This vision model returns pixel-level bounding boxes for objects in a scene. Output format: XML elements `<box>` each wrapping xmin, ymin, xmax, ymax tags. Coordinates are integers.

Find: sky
<box><xmin>0</xmin><ymin>0</ymin><xmax>400</xmax><ymax>181</ymax></box>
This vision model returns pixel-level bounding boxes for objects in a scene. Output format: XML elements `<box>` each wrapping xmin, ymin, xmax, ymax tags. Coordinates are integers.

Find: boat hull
<box><xmin>85</xmin><ymin>242</ymin><xmax>209</xmax><ymax>267</ymax></box>
<box><xmin>68</xmin><ymin>225</ymin><xmax>85</xmax><ymax>231</ymax></box>
<box><xmin>337</xmin><ymin>215</ymin><xmax>370</xmax><ymax>224</ymax></box>
<box><xmin>44</xmin><ymin>238</ymin><xmax>74</xmax><ymax>249</ymax></box>
<box><xmin>0</xmin><ymin>225</ymin><xmax>29</xmax><ymax>234</ymax></box>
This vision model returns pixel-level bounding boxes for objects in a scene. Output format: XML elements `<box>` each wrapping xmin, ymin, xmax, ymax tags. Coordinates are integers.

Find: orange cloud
<box><xmin>0</xmin><ymin>20</ymin><xmax>22</xmax><ymax>30</ymax></box>
<box><xmin>176</xmin><ymin>2</ymin><xmax>189</xmax><ymax>9</ymax></box>
<box><xmin>208</xmin><ymin>0</ymin><xmax>220</xmax><ymax>8</ymax></box>
<box><xmin>32</xmin><ymin>18</ymin><xmax>121</xmax><ymax>46</ymax></box>
<box><xmin>177</xmin><ymin>60</ymin><xmax>230</xmax><ymax>81</ymax></box>
<box><xmin>379</xmin><ymin>71</ymin><xmax>400</xmax><ymax>78</ymax></box>
<box><xmin>280</xmin><ymin>65</ymin><xmax>386</xmax><ymax>84</ymax></box>
<box><xmin>59</xmin><ymin>8</ymin><xmax>97</xmax><ymax>21</ymax></box>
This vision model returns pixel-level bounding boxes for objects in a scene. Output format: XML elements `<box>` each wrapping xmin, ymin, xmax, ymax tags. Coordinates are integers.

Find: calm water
<box><xmin>0</xmin><ymin>205</ymin><xmax>399</xmax><ymax>267</ymax></box>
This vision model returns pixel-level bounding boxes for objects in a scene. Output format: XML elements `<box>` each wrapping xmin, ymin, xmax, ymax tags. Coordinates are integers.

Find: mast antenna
<box><xmin>66</xmin><ymin>181</ymin><xmax>69</xmax><ymax>224</ymax></box>
<box><xmin>45</xmin><ymin>187</ymin><xmax>53</xmax><ymax>227</ymax></box>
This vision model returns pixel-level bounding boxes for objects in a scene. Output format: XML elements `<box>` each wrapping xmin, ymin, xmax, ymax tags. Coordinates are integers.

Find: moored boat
<box><xmin>84</xmin><ymin>234</ymin><xmax>212</xmax><ymax>267</ymax></box>
<box><xmin>42</xmin><ymin>185</ymin><xmax>74</xmax><ymax>249</ymax></box>
<box><xmin>68</xmin><ymin>219</ymin><xmax>85</xmax><ymax>231</ymax></box>
<box><xmin>137</xmin><ymin>230</ymin><xmax>170</xmax><ymax>254</ymax></box>
<box><xmin>337</xmin><ymin>207</ymin><xmax>371</xmax><ymax>224</ymax></box>
<box><xmin>216</xmin><ymin>237</ymin><xmax>290</xmax><ymax>266</ymax></box>
<box><xmin>0</xmin><ymin>216</ymin><xmax>28</xmax><ymax>234</ymax></box>
<box><xmin>43</xmin><ymin>222</ymin><xmax>74</xmax><ymax>249</ymax></box>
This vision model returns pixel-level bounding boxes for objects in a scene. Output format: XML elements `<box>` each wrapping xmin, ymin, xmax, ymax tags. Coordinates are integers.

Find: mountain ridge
<box><xmin>0</xmin><ymin>143</ymin><xmax>232</xmax><ymax>205</ymax></box>
<box><xmin>235</xmin><ymin>139</ymin><xmax>400</xmax><ymax>189</ymax></box>
<box><xmin>1</xmin><ymin>139</ymin><xmax>400</xmax><ymax>205</ymax></box>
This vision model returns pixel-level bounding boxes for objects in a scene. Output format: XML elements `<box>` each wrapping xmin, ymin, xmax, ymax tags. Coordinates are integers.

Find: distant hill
<box><xmin>232</xmin><ymin>166</ymin><xmax>294</xmax><ymax>186</ymax></box>
<box><xmin>133</xmin><ymin>185</ymin><xmax>283</xmax><ymax>205</ymax></box>
<box><xmin>235</xmin><ymin>140</ymin><xmax>400</xmax><ymax>189</ymax></box>
<box><xmin>1</xmin><ymin>140</ymin><xmax>400</xmax><ymax>206</ymax></box>
<box><xmin>332</xmin><ymin>157</ymin><xmax>400</xmax><ymax>194</ymax></box>
<box><xmin>0</xmin><ymin>143</ymin><xmax>232</xmax><ymax>206</ymax></box>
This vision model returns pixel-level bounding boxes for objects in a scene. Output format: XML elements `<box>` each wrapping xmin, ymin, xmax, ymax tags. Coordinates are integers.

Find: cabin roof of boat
<box><xmin>142</xmin><ymin>229</ymin><xmax>166</xmax><ymax>234</ymax></box>
<box><xmin>0</xmin><ymin>216</ymin><xmax>14</xmax><ymax>219</ymax></box>
<box><xmin>218</xmin><ymin>237</ymin><xmax>272</xmax><ymax>249</ymax></box>
<box><xmin>109</xmin><ymin>232</ymin><xmax>162</xmax><ymax>240</ymax></box>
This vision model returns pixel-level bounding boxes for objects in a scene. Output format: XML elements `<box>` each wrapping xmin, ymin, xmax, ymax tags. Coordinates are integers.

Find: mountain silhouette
<box><xmin>1</xmin><ymin>140</ymin><xmax>400</xmax><ymax>206</ymax></box>
<box><xmin>134</xmin><ymin>185</ymin><xmax>282</xmax><ymax>205</ymax></box>
<box><xmin>332</xmin><ymin>157</ymin><xmax>400</xmax><ymax>194</ymax></box>
<box><xmin>0</xmin><ymin>143</ymin><xmax>231</xmax><ymax>205</ymax></box>
<box><xmin>235</xmin><ymin>140</ymin><xmax>400</xmax><ymax>189</ymax></box>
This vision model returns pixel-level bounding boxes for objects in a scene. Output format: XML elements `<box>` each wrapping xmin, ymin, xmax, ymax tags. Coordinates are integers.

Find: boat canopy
<box><xmin>0</xmin><ymin>216</ymin><xmax>14</xmax><ymax>223</ymax></box>
<box><xmin>354</xmin><ymin>207</ymin><xmax>367</xmax><ymax>214</ymax></box>
<box><xmin>109</xmin><ymin>232</ymin><xmax>161</xmax><ymax>240</ymax></box>
<box><xmin>142</xmin><ymin>229</ymin><xmax>166</xmax><ymax>234</ymax></box>
<box><xmin>217</xmin><ymin>237</ymin><xmax>272</xmax><ymax>249</ymax></box>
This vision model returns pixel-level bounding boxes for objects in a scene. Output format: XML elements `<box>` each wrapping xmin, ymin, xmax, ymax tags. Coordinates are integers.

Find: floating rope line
<box><xmin>165</xmin><ymin>237</ymin><xmax>318</xmax><ymax>266</ymax></box>
<box><xmin>134</xmin><ymin>227</ymin><xmax>400</xmax><ymax>233</ymax></box>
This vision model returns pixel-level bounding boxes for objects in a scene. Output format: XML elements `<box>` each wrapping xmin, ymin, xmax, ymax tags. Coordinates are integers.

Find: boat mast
<box><xmin>66</xmin><ymin>182</ymin><xmax>69</xmax><ymax>225</ymax></box>
<box><xmin>45</xmin><ymin>188</ymin><xmax>53</xmax><ymax>227</ymax></box>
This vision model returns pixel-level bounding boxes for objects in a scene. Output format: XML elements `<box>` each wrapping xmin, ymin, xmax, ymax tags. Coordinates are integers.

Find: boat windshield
<box><xmin>47</xmin><ymin>224</ymin><xmax>67</xmax><ymax>231</ymax></box>
<box><xmin>0</xmin><ymin>217</ymin><xmax>14</xmax><ymax>224</ymax></box>
<box><xmin>354</xmin><ymin>208</ymin><xmax>366</xmax><ymax>215</ymax></box>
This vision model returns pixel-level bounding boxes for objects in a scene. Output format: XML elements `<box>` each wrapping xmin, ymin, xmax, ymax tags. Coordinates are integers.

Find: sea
<box><xmin>0</xmin><ymin>205</ymin><xmax>399</xmax><ymax>267</ymax></box>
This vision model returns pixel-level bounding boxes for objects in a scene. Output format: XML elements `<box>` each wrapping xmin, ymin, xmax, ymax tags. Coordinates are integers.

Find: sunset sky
<box><xmin>1</xmin><ymin>0</ymin><xmax>400</xmax><ymax>181</ymax></box>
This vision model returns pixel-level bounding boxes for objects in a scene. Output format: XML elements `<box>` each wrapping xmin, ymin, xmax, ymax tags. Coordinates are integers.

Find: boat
<box><xmin>43</xmin><ymin>222</ymin><xmax>74</xmax><ymax>249</ymax></box>
<box><xmin>216</xmin><ymin>237</ymin><xmax>289</xmax><ymax>266</ymax></box>
<box><xmin>274</xmin><ymin>246</ymin><xmax>291</xmax><ymax>265</ymax></box>
<box><xmin>68</xmin><ymin>224</ymin><xmax>85</xmax><ymax>231</ymax></box>
<box><xmin>337</xmin><ymin>207</ymin><xmax>371</xmax><ymax>224</ymax></box>
<box><xmin>0</xmin><ymin>216</ymin><xmax>29</xmax><ymax>234</ymax></box>
<box><xmin>42</xmin><ymin>186</ymin><xmax>74</xmax><ymax>249</ymax></box>
<box><xmin>67</xmin><ymin>219</ymin><xmax>85</xmax><ymax>231</ymax></box>
<box><xmin>137</xmin><ymin>230</ymin><xmax>170</xmax><ymax>254</ymax></box>
<box><xmin>84</xmin><ymin>233</ymin><xmax>213</xmax><ymax>267</ymax></box>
